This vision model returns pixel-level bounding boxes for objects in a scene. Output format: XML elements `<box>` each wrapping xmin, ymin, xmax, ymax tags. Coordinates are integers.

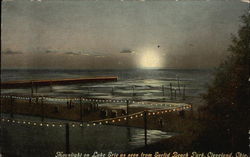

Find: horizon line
<box><xmin>1</xmin><ymin>67</ymin><xmax>215</xmax><ymax>70</ymax></box>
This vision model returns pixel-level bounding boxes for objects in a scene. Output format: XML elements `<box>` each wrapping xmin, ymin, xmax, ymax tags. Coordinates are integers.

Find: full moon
<box><xmin>139</xmin><ymin>50</ymin><xmax>162</xmax><ymax>68</ymax></box>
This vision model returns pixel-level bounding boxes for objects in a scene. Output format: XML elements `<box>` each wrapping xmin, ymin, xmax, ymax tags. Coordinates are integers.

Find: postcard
<box><xmin>1</xmin><ymin>0</ymin><xmax>249</xmax><ymax>157</ymax></box>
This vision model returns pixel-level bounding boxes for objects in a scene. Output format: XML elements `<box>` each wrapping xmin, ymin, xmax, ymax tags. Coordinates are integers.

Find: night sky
<box><xmin>1</xmin><ymin>0</ymin><xmax>249</xmax><ymax>69</ymax></box>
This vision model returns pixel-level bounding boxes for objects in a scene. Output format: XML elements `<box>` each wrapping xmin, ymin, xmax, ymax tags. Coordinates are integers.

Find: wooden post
<box><xmin>127</xmin><ymin>127</ymin><xmax>131</xmax><ymax>142</ymax></box>
<box><xmin>41</xmin><ymin>97</ymin><xmax>44</xmax><ymax>121</ymax></box>
<box><xmin>31</xmin><ymin>81</ymin><xmax>34</xmax><ymax>97</ymax></box>
<box><xmin>132</xmin><ymin>86</ymin><xmax>135</xmax><ymax>96</ymax></box>
<box><xmin>162</xmin><ymin>85</ymin><xmax>165</xmax><ymax>96</ymax></box>
<box><xmin>126</xmin><ymin>100</ymin><xmax>131</xmax><ymax>141</ymax></box>
<box><xmin>65</xmin><ymin>123</ymin><xmax>70</xmax><ymax>154</ymax></box>
<box><xmin>10</xmin><ymin>95</ymin><xmax>13</xmax><ymax>118</ymax></box>
<box><xmin>170</xmin><ymin>83</ymin><xmax>173</xmax><ymax>100</ymax></box>
<box><xmin>174</xmin><ymin>89</ymin><xmax>177</xmax><ymax>100</ymax></box>
<box><xmin>36</xmin><ymin>97</ymin><xmax>38</xmax><ymax>104</ymax></box>
<box><xmin>182</xmin><ymin>85</ymin><xmax>186</xmax><ymax>100</ymax></box>
<box><xmin>80</xmin><ymin>97</ymin><xmax>83</xmax><ymax>122</ymax></box>
<box><xmin>126</xmin><ymin>100</ymin><xmax>129</xmax><ymax>115</ymax></box>
<box><xmin>144</xmin><ymin>111</ymin><xmax>147</xmax><ymax>146</ymax></box>
<box><xmin>177</xmin><ymin>77</ymin><xmax>181</xmax><ymax>96</ymax></box>
<box><xmin>126</xmin><ymin>100</ymin><xmax>129</xmax><ymax>126</ymax></box>
<box><xmin>190</xmin><ymin>104</ymin><xmax>193</xmax><ymax>117</ymax></box>
<box><xmin>29</xmin><ymin>97</ymin><xmax>31</xmax><ymax>105</ymax></box>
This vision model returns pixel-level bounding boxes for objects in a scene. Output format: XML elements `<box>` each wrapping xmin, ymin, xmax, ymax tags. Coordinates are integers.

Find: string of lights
<box><xmin>0</xmin><ymin>103</ymin><xmax>191</xmax><ymax>128</ymax></box>
<box><xmin>1</xmin><ymin>94</ymin><xmax>191</xmax><ymax>128</ymax></box>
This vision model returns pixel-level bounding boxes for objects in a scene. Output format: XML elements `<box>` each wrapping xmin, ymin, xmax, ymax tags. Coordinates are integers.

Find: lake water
<box><xmin>0</xmin><ymin>69</ymin><xmax>214</xmax><ymax>156</ymax></box>
<box><xmin>1</xmin><ymin>69</ymin><xmax>214</xmax><ymax>99</ymax></box>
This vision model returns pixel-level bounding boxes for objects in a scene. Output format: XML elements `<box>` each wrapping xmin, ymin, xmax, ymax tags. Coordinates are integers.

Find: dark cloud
<box><xmin>2</xmin><ymin>50</ymin><xmax>23</xmax><ymax>55</ymax></box>
<box><xmin>45</xmin><ymin>50</ymin><xmax>57</xmax><ymax>54</ymax></box>
<box><xmin>45</xmin><ymin>50</ymin><xmax>52</xmax><ymax>53</ymax></box>
<box><xmin>64</xmin><ymin>51</ymin><xmax>106</xmax><ymax>57</ymax></box>
<box><xmin>120</xmin><ymin>49</ymin><xmax>134</xmax><ymax>54</ymax></box>
<box><xmin>77</xmin><ymin>50</ymin><xmax>106</xmax><ymax>57</ymax></box>
<box><xmin>64</xmin><ymin>52</ymin><xmax>81</xmax><ymax>55</ymax></box>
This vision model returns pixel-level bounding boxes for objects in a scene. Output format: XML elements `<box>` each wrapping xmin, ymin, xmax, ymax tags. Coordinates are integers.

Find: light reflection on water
<box><xmin>1</xmin><ymin>78</ymin><xmax>206</xmax><ymax>101</ymax></box>
<box><xmin>1</xmin><ymin>69</ymin><xmax>213</xmax><ymax>99</ymax></box>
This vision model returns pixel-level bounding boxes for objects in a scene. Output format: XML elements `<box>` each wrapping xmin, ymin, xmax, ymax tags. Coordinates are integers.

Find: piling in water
<box><xmin>162</xmin><ymin>85</ymin><xmax>165</xmax><ymax>96</ymax></box>
<box><xmin>170</xmin><ymin>83</ymin><xmax>173</xmax><ymax>100</ymax></box>
<box><xmin>182</xmin><ymin>85</ymin><xmax>186</xmax><ymax>100</ymax></box>
<box><xmin>177</xmin><ymin>77</ymin><xmax>181</xmax><ymax>96</ymax></box>
<box><xmin>41</xmin><ymin>97</ymin><xmax>44</xmax><ymax>122</ymax></box>
<box><xmin>10</xmin><ymin>96</ymin><xmax>13</xmax><ymax>118</ymax></box>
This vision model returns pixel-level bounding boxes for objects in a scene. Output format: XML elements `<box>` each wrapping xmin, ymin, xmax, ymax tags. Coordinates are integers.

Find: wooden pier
<box><xmin>1</xmin><ymin>76</ymin><xmax>118</xmax><ymax>89</ymax></box>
